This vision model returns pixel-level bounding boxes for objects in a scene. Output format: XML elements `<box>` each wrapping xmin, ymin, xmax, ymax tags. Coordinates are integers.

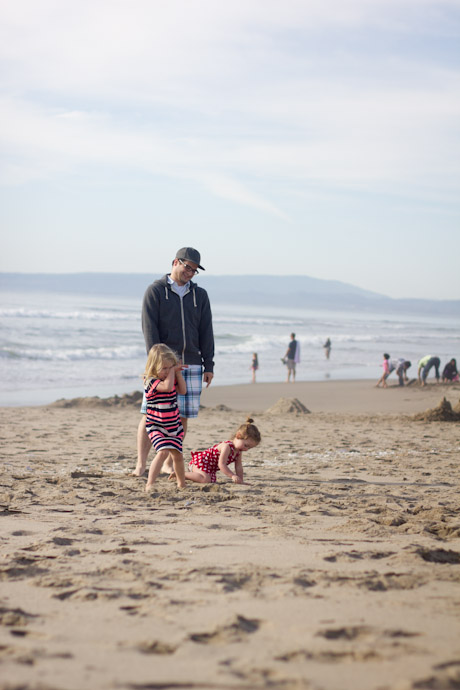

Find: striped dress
<box><xmin>144</xmin><ymin>378</ymin><xmax>184</xmax><ymax>452</ymax></box>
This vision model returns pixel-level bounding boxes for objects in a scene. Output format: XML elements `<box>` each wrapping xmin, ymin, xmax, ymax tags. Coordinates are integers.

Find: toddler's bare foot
<box><xmin>161</xmin><ymin>461</ymin><xmax>174</xmax><ymax>475</ymax></box>
<box><xmin>168</xmin><ymin>472</ymin><xmax>177</xmax><ymax>482</ymax></box>
<box><xmin>132</xmin><ymin>465</ymin><xmax>145</xmax><ymax>477</ymax></box>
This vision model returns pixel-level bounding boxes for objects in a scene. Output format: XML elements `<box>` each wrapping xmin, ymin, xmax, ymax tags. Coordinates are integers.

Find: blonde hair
<box><xmin>144</xmin><ymin>344</ymin><xmax>179</xmax><ymax>382</ymax></box>
<box><xmin>235</xmin><ymin>417</ymin><xmax>261</xmax><ymax>445</ymax></box>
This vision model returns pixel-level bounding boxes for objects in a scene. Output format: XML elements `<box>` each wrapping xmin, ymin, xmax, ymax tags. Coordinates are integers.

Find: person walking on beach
<box><xmin>136</xmin><ymin>344</ymin><xmax>186</xmax><ymax>491</ymax></box>
<box><xmin>376</xmin><ymin>353</ymin><xmax>391</xmax><ymax>388</ymax></box>
<box><xmin>323</xmin><ymin>338</ymin><xmax>331</xmax><ymax>360</ymax></box>
<box><xmin>282</xmin><ymin>333</ymin><xmax>300</xmax><ymax>382</ymax></box>
<box><xmin>418</xmin><ymin>355</ymin><xmax>441</xmax><ymax>386</ymax></box>
<box><xmin>134</xmin><ymin>247</ymin><xmax>214</xmax><ymax>477</ymax></box>
<box><xmin>250</xmin><ymin>353</ymin><xmax>259</xmax><ymax>383</ymax></box>
<box><xmin>179</xmin><ymin>417</ymin><xmax>261</xmax><ymax>485</ymax></box>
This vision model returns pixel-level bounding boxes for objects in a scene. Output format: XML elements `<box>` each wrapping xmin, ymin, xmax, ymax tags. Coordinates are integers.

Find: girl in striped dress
<box><xmin>142</xmin><ymin>344</ymin><xmax>187</xmax><ymax>491</ymax></box>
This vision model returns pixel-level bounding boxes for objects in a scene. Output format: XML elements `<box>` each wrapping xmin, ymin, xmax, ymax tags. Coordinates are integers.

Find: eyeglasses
<box><xmin>178</xmin><ymin>259</ymin><xmax>199</xmax><ymax>275</ymax></box>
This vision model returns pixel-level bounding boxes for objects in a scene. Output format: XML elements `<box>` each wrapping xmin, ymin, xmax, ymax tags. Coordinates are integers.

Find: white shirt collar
<box><xmin>167</xmin><ymin>275</ymin><xmax>190</xmax><ymax>289</ymax></box>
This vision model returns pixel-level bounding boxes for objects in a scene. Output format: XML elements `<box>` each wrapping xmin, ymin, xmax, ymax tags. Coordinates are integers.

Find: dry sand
<box><xmin>1</xmin><ymin>379</ymin><xmax>460</xmax><ymax>690</ymax></box>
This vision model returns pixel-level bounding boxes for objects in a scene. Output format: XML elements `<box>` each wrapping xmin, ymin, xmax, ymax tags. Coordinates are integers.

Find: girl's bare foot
<box><xmin>132</xmin><ymin>466</ymin><xmax>145</xmax><ymax>477</ymax></box>
<box><xmin>145</xmin><ymin>483</ymin><xmax>155</xmax><ymax>492</ymax></box>
<box><xmin>176</xmin><ymin>481</ymin><xmax>186</xmax><ymax>489</ymax></box>
<box><xmin>168</xmin><ymin>472</ymin><xmax>177</xmax><ymax>482</ymax></box>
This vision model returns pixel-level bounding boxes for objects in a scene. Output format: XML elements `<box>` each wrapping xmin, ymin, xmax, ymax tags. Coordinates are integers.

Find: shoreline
<box><xmin>201</xmin><ymin>378</ymin><xmax>460</xmax><ymax>415</ymax></box>
<box><xmin>1</xmin><ymin>378</ymin><xmax>459</xmax><ymax>415</ymax></box>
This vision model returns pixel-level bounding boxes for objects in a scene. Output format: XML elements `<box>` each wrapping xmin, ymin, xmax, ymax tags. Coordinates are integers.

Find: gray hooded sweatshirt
<box><xmin>141</xmin><ymin>274</ymin><xmax>214</xmax><ymax>372</ymax></box>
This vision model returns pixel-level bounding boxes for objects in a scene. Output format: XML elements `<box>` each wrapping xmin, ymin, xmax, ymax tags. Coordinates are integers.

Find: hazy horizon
<box><xmin>2</xmin><ymin>272</ymin><xmax>460</xmax><ymax>314</ymax></box>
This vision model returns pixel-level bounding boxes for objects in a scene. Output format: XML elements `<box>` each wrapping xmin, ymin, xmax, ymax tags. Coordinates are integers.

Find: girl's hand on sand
<box><xmin>232</xmin><ymin>475</ymin><xmax>243</xmax><ymax>484</ymax></box>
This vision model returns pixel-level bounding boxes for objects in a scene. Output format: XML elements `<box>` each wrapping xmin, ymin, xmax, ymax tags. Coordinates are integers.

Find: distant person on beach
<box><xmin>251</xmin><ymin>353</ymin><xmax>259</xmax><ymax>383</ymax></box>
<box><xmin>394</xmin><ymin>359</ymin><xmax>412</xmax><ymax>386</ymax></box>
<box><xmin>135</xmin><ymin>247</ymin><xmax>214</xmax><ymax>477</ymax></box>
<box><xmin>442</xmin><ymin>358</ymin><xmax>459</xmax><ymax>383</ymax></box>
<box><xmin>375</xmin><ymin>353</ymin><xmax>391</xmax><ymax>388</ymax></box>
<box><xmin>376</xmin><ymin>355</ymin><xmax>412</xmax><ymax>388</ymax></box>
<box><xmin>323</xmin><ymin>338</ymin><xmax>331</xmax><ymax>359</ymax></box>
<box><xmin>134</xmin><ymin>344</ymin><xmax>186</xmax><ymax>492</ymax></box>
<box><xmin>175</xmin><ymin>417</ymin><xmax>261</xmax><ymax>485</ymax></box>
<box><xmin>282</xmin><ymin>333</ymin><xmax>300</xmax><ymax>382</ymax></box>
<box><xmin>418</xmin><ymin>355</ymin><xmax>441</xmax><ymax>386</ymax></box>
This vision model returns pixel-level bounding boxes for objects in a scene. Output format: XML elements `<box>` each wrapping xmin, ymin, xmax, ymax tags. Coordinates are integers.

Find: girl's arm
<box><xmin>175</xmin><ymin>364</ymin><xmax>187</xmax><ymax>395</ymax></box>
<box><xmin>217</xmin><ymin>443</ymin><xmax>236</xmax><ymax>480</ymax></box>
<box><xmin>233</xmin><ymin>457</ymin><xmax>246</xmax><ymax>484</ymax></box>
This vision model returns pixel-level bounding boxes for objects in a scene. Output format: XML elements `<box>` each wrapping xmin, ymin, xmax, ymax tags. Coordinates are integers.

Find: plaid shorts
<box><xmin>140</xmin><ymin>364</ymin><xmax>203</xmax><ymax>419</ymax></box>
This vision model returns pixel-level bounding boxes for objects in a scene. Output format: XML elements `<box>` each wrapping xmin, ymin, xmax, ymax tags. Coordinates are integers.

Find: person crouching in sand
<box><xmin>175</xmin><ymin>417</ymin><xmax>261</xmax><ymax>485</ymax></box>
<box><xmin>132</xmin><ymin>344</ymin><xmax>186</xmax><ymax>491</ymax></box>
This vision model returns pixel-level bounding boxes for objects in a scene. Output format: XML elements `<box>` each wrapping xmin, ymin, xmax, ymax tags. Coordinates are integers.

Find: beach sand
<box><xmin>1</xmin><ymin>379</ymin><xmax>459</xmax><ymax>690</ymax></box>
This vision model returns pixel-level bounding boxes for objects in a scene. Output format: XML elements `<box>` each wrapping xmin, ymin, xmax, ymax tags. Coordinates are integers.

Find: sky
<box><xmin>1</xmin><ymin>0</ymin><xmax>460</xmax><ymax>300</ymax></box>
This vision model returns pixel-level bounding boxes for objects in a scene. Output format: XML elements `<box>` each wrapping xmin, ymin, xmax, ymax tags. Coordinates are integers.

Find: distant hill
<box><xmin>1</xmin><ymin>272</ymin><xmax>459</xmax><ymax>316</ymax></box>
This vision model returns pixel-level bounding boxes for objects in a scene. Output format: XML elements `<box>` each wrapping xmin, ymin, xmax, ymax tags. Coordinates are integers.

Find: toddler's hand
<box><xmin>232</xmin><ymin>475</ymin><xmax>243</xmax><ymax>484</ymax></box>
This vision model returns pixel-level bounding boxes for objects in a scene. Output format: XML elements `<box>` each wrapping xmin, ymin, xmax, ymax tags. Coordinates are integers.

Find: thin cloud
<box><xmin>1</xmin><ymin>0</ymin><xmax>460</xmax><ymax>210</ymax></box>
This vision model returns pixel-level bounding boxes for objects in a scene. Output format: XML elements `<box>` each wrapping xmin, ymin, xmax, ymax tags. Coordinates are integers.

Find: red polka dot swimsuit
<box><xmin>189</xmin><ymin>441</ymin><xmax>241</xmax><ymax>483</ymax></box>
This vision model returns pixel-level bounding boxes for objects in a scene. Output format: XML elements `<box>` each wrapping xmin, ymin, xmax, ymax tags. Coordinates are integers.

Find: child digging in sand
<box><xmin>132</xmin><ymin>344</ymin><xmax>186</xmax><ymax>491</ymax></box>
<box><xmin>175</xmin><ymin>417</ymin><xmax>261</xmax><ymax>485</ymax></box>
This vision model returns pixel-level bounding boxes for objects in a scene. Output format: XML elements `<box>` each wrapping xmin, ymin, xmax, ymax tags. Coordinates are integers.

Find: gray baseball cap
<box><xmin>175</xmin><ymin>247</ymin><xmax>205</xmax><ymax>271</ymax></box>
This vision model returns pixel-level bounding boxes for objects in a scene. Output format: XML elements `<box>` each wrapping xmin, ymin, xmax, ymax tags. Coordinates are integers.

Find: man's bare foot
<box><xmin>132</xmin><ymin>466</ymin><xmax>145</xmax><ymax>477</ymax></box>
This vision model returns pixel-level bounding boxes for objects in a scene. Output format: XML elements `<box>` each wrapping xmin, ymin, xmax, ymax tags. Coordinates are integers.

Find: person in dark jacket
<box><xmin>133</xmin><ymin>247</ymin><xmax>215</xmax><ymax>477</ymax></box>
<box><xmin>442</xmin><ymin>358</ymin><xmax>459</xmax><ymax>383</ymax></box>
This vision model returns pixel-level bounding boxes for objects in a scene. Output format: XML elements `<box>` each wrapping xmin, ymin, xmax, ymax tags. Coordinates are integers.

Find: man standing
<box><xmin>134</xmin><ymin>247</ymin><xmax>214</xmax><ymax>476</ymax></box>
<box><xmin>283</xmin><ymin>332</ymin><xmax>300</xmax><ymax>383</ymax></box>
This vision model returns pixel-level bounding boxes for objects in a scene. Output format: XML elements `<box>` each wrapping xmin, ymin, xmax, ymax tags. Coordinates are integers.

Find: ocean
<box><xmin>1</xmin><ymin>285</ymin><xmax>459</xmax><ymax>406</ymax></box>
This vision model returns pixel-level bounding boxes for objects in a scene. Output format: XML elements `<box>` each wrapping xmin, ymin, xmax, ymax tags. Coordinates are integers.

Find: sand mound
<box><xmin>412</xmin><ymin>397</ymin><xmax>460</xmax><ymax>422</ymax></box>
<box><xmin>49</xmin><ymin>390</ymin><xmax>143</xmax><ymax>409</ymax></box>
<box><xmin>265</xmin><ymin>397</ymin><xmax>311</xmax><ymax>415</ymax></box>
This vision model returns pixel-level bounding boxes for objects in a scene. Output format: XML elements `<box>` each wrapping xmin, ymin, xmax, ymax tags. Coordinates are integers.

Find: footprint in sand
<box><xmin>190</xmin><ymin>615</ymin><xmax>261</xmax><ymax>644</ymax></box>
<box><xmin>316</xmin><ymin>626</ymin><xmax>371</xmax><ymax>640</ymax></box>
<box><xmin>416</xmin><ymin>547</ymin><xmax>460</xmax><ymax>564</ymax></box>
<box><xmin>136</xmin><ymin>640</ymin><xmax>177</xmax><ymax>655</ymax></box>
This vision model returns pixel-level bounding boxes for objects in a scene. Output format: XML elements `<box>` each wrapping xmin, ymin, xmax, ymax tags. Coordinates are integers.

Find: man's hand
<box><xmin>203</xmin><ymin>372</ymin><xmax>214</xmax><ymax>388</ymax></box>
